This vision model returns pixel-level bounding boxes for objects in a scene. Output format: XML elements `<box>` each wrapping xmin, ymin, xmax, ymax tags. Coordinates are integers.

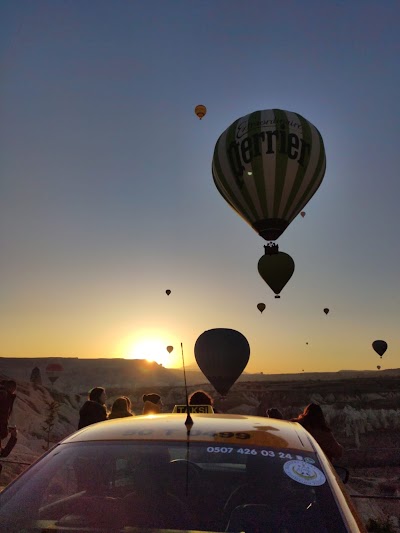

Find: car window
<box><xmin>0</xmin><ymin>440</ymin><xmax>349</xmax><ymax>532</ymax></box>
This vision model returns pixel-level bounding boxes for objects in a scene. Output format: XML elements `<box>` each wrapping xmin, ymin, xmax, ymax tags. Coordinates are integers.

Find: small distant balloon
<box><xmin>324</xmin><ymin>308</ymin><xmax>329</xmax><ymax>315</ymax></box>
<box><xmin>165</xmin><ymin>289</ymin><xmax>171</xmax><ymax>295</ymax></box>
<box><xmin>195</xmin><ymin>104</ymin><xmax>207</xmax><ymax>120</ymax></box>
<box><xmin>166</xmin><ymin>346</ymin><xmax>173</xmax><ymax>354</ymax></box>
<box><xmin>306</xmin><ymin>342</ymin><xmax>309</xmax><ymax>345</ymax></box>
<box><xmin>377</xmin><ymin>365</ymin><xmax>381</xmax><ymax>370</ymax></box>
<box><xmin>257</xmin><ymin>303</ymin><xmax>266</xmax><ymax>314</ymax></box>
<box><xmin>45</xmin><ymin>363</ymin><xmax>63</xmax><ymax>385</ymax></box>
<box><xmin>372</xmin><ymin>340</ymin><xmax>387</xmax><ymax>359</ymax></box>
<box><xmin>301</xmin><ymin>212</ymin><xmax>306</xmax><ymax>218</ymax></box>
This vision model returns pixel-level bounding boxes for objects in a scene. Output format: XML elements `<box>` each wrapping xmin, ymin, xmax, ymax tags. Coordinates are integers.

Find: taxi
<box><xmin>0</xmin><ymin>413</ymin><xmax>365</xmax><ymax>532</ymax></box>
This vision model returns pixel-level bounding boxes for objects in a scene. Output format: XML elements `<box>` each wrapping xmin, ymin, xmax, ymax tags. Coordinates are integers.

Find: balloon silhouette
<box><xmin>194</xmin><ymin>328</ymin><xmax>250</xmax><ymax>397</ymax></box>
<box><xmin>166</xmin><ymin>346</ymin><xmax>173</xmax><ymax>354</ymax></box>
<box><xmin>377</xmin><ymin>365</ymin><xmax>381</xmax><ymax>370</ymax></box>
<box><xmin>212</xmin><ymin>109</ymin><xmax>326</xmax><ymax>240</ymax></box>
<box><xmin>257</xmin><ymin>244</ymin><xmax>295</xmax><ymax>298</ymax></box>
<box><xmin>372</xmin><ymin>340</ymin><xmax>387</xmax><ymax>359</ymax></box>
<box><xmin>324</xmin><ymin>308</ymin><xmax>329</xmax><ymax>315</ymax></box>
<box><xmin>165</xmin><ymin>289</ymin><xmax>171</xmax><ymax>295</ymax></box>
<box><xmin>301</xmin><ymin>212</ymin><xmax>306</xmax><ymax>218</ymax></box>
<box><xmin>45</xmin><ymin>363</ymin><xmax>63</xmax><ymax>385</ymax></box>
<box><xmin>257</xmin><ymin>303</ymin><xmax>266</xmax><ymax>313</ymax></box>
<box><xmin>195</xmin><ymin>105</ymin><xmax>207</xmax><ymax>120</ymax></box>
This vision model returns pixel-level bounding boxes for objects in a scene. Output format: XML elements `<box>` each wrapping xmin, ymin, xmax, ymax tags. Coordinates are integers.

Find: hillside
<box><xmin>1</xmin><ymin>356</ymin><xmax>399</xmax><ymax>393</ymax></box>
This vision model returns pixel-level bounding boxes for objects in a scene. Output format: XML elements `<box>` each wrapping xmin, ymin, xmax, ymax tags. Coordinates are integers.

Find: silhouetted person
<box><xmin>108</xmin><ymin>397</ymin><xmax>134</xmax><ymax>419</ymax></box>
<box><xmin>0</xmin><ymin>380</ymin><xmax>17</xmax><ymax>440</ymax></box>
<box><xmin>291</xmin><ymin>403</ymin><xmax>343</xmax><ymax>462</ymax></box>
<box><xmin>142</xmin><ymin>393</ymin><xmax>162</xmax><ymax>414</ymax></box>
<box><xmin>188</xmin><ymin>390</ymin><xmax>218</xmax><ymax>413</ymax></box>
<box><xmin>78</xmin><ymin>387</ymin><xmax>108</xmax><ymax>429</ymax></box>
<box><xmin>266</xmin><ymin>408</ymin><xmax>284</xmax><ymax>420</ymax></box>
<box><xmin>0</xmin><ymin>427</ymin><xmax>18</xmax><ymax>478</ymax></box>
<box><xmin>188</xmin><ymin>390</ymin><xmax>213</xmax><ymax>406</ymax></box>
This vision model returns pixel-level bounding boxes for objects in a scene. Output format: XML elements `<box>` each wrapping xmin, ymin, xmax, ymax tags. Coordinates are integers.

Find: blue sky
<box><xmin>0</xmin><ymin>0</ymin><xmax>399</xmax><ymax>373</ymax></box>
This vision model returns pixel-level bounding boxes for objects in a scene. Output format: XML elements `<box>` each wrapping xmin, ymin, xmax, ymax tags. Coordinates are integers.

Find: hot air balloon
<box><xmin>301</xmin><ymin>212</ymin><xmax>306</xmax><ymax>218</ymax></box>
<box><xmin>257</xmin><ymin>244</ymin><xmax>295</xmax><ymax>298</ymax></box>
<box><xmin>45</xmin><ymin>363</ymin><xmax>63</xmax><ymax>385</ymax></box>
<box><xmin>165</xmin><ymin>290</ymin><xmax>171</xmax><ymax>295</ymax></box>
<box><xmin>195</xmin><ymin>105</ymin><xmax>207</xmax><ymax>120</ymax></box>
<box><xmin>194</xmin><ymin>328</ymin><xmax>250</xmax><ymax>397</ymax></box>
<box><xmin>377</xmin><ymin>365</ymin><xmax>381</xmax><ymax>370</ymax></box>
<box><xmin>324</xmin><ymin>308</ymin><xmax>329</xmax><ymax>315</ymax></box>
<box><xmin>166</xmin><ymin>346</ymin><xmax>174</xmax><ymax>354</ymax></box>
<box><xmin>257</xmin><ymin>303</ymin><xmax>266</xmax><ymax>313</ymax></box>
<box><xmin>372</xmin><ymin>340</ymin><xmax>387</xmax><ymax>359</ymax></box>
<box><xmin>212</xmin><ymin>109</ymin><xmax>326</xmax><ymax>241</ymax></box>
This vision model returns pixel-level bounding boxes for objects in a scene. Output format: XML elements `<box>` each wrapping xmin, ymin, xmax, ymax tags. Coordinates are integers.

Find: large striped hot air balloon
<box><xmin>212</xmin><ymin>109</ymin><xmax>326</xmax><ymax>241</ymax></box>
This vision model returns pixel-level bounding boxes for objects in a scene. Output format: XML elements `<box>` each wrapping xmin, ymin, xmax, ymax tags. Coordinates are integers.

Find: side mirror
<box><xmin>333</xmin><ymin>465</ymin><xmax>349</xmax><ymax>484</ymax></box>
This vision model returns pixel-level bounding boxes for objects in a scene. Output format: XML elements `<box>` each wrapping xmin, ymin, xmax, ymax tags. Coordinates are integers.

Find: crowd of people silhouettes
<box><xmin>77</xmin><ymin>387</ymin><xmax>342</xmax><ymax>463</ymax></box>
<box><xmin>0</xmin><ymin>380</ymin><xmax>344</xmax><ymax>482</ymax></box>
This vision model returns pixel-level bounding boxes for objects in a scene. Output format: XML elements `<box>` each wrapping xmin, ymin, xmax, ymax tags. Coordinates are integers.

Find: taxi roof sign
<box><xmin>173</xmin><ymin>404</ymin><xmax>214</xmax><ymax>414</ymax></box>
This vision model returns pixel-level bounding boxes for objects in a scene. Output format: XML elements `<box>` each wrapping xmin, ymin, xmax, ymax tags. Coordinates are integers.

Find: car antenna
<box><xmin>181</xmin><ymin>342</ymin><xmax>194</xmax><ymax>431</ymax></box>
<box><xmin>181</xmin><ymin>342</ymin><xmax>193</xmax><ymax>497</ymax></box>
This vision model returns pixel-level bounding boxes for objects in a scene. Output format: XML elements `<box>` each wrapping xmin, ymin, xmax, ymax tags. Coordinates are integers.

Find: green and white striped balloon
<box><xmin>212</xmin><ymin>109</ymin><xmax>326</xmax><ymax>241</ymax></box>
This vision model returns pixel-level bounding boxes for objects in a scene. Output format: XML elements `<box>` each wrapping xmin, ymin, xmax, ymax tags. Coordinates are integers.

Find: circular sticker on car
<box><xmin>283</xmin><ymin>460</ymin><xmax>326</xmax><ymax>486</ymax></box>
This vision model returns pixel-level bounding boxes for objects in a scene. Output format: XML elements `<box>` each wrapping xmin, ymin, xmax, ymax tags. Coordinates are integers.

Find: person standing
<box><xmin>142</xmin><ymin>393</ymin><xmax>162</xmax><ymax>414</ymax></box>
<box><xmin>108</xmin><ymin>397</ymin><xmax>134</xmax><ymax>419</ymax></box>
<box><xmin>291</xmin><ymin>403</ymin><xmax>343</xmax><ymax>462</ymax></box>
<box><xmin>0</xmin><ymin>427</ymin><xmax>18</xmax><ymax>478</ymax></box>
<box><xmin>78</xmin><ymin>387</ymin><xmax>108</xmax><ymax>429</ymax></box>
<box><xmin>0</xmin><ymin>380</ymin><xmax>17</xmax><ymax>440</ymax></box>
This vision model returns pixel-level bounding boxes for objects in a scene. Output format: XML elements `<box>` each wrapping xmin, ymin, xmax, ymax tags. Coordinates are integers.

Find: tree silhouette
<box><xmin>41</xmin><ymin>400</ymin><xmax>60</xmax><ymax>451</ymax></box>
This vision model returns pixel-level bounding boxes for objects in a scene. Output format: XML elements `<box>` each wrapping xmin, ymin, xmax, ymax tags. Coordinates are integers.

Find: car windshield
<box><xmin>0</xmin><ymin>440</ymin><xmax>348</xmax><ymax>532</ymax></box>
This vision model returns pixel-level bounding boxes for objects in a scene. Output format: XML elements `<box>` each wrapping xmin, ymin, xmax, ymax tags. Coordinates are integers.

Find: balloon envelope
<box><xmin>194</xmin><ymin>328</ymin><xmax>250</xmax><ymax>396</ymax></box>
<box><xmin>377</xmin><ymin>365</ymin><xmax>381</xmax><ymax>370</ymax></box>
<box><xmin>195</xmin><ymin>105</ymin><xmax>207</xmax><ymax>119</ymax></box>
<box><xmin>257</xmin><ymin>303</ymin><xmax>266</xmax><ymax>313</ymax></box>
<box><xmin>257</xmin><ymin>245</ymin><xmax>295</xmax><ymax>298</ymax></box>
<box><xmin>301</xmin><ymin>212</ymin><xmax>306</xmax><ymax>218</ymax></box>
<box><xmin>372</xmin><ymin>340</ymin><xmax>387</xmax><ymax>358</ymax></box>
<box><xmin>324</xmin><ymin>308</ymin><xmax>329</xmax><ymax>315</ymax></box>
<box><xmin>166</xmin><ymin>345</ymin><xmax>173</xmax><ymax>354</ymax></box>
<box><xmin>45</xmin><ymin>363</ymin><xmax>63</xmax><ymax>385</ymax></box>
<box><xmin>165</xmin><ymin>289</ymin><xmax>171</xmax><ymax>295</ymax></box>
<box><xmin>212</xmin><ymin>109</ymin><xmax>326</xmax><ymax>240</ymax></box>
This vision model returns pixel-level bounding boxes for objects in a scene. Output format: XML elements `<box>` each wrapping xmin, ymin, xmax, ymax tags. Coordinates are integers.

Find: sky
<box><xmin>0</xmin><ymin>0</ymin><xmax>399</xmax><ymax>374</ymax></box>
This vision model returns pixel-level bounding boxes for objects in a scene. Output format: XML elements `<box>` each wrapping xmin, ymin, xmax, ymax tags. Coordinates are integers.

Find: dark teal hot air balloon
<box><xmin>372</xmin><ymin>340</ymin><xmax>387</xmax><ymax>359</ymax></box>
<box><xmin>257</xmin><ymin>244</ymin><xmax>295</xmax><ymax>298</ymax></box>
<box><xmin>212</xmin><ymin>109</ymin><xmax>326</xmax><ymax>241</ymax></box>
<box><xmin>194</xmin><ymin>328</ymin><xmax>250</xmax><ymax>397</ymax></box>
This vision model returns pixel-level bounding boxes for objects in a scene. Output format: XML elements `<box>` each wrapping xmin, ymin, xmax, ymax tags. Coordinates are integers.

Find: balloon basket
<box><xmin>275</xmin><ymin>295</ymin><xmax>280</xmax><ymax>299</ymax></box>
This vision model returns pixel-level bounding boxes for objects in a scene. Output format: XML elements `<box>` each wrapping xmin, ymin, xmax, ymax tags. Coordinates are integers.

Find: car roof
<box><xmin>64</xmin><ymin>414</ymin><xmax>315</xmax><ymax>452</ymax></box>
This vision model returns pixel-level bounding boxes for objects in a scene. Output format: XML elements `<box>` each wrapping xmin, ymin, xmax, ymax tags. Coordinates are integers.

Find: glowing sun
<box><xmin>126</xmin><ymin>338</ymin><xmax>175</xmax><ymax>367</ymax></box>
